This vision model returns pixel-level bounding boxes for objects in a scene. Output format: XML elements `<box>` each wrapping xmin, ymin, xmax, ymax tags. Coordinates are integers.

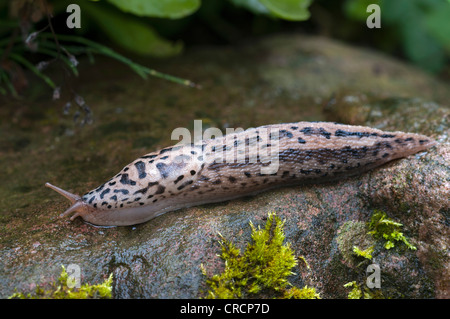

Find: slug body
<box><xmin>46</xmin><ymin>122</ymin><xmax>436</xmax><ymax>226</ymax></box>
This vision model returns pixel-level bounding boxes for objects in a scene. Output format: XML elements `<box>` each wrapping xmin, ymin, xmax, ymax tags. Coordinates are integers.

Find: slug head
<box><xmin>45</xmin><ymin>183</ymin><xmax>95</xmax><ymax>221</ymax></box>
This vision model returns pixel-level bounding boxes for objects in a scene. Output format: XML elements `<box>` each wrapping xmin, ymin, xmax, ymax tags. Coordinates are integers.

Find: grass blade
<box><xmin>9</xmin><ymin>52</ymin><xmax>56</xmax><ymax>89</ymax></box>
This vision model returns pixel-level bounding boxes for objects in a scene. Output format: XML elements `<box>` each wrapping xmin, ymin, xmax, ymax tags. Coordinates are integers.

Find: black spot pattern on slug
<box><xmin>300</xmin><ymin>127</ymin><xmax>331</xmax><ymax>139</ymax></box>
<box><xmin>159</xmin><ymin>147</ymin><xmax>173</xmax><ymax>154</ymax></box>
<box><xmin>120</xmin><ymin>174</ymin><xmax>136</xmax><ymax>186</ymax></box>
<box><xmin>95</xmin><ymin>184</ymin><xmax>105</xmax><ymax>193</ymax></box>
<box><xmin>134</xmin><ymin>161</ymin><xmax>147</xmax><ymax>179</ymax></box>
<box><xmin>100</xmin><ymin>188</ymin><xmax>110</xmax><ymax>199</ymax></box>
<box><xmin>177</xmin><ymin>180</ymin><xmax>193</xmax><ymax>190</ymax></box>
<box><xmin>133</xmin><ymin>187</ymin><xmax>148</xmax><ymax>195</ymax></box>
<box><xmin>298</xmin><ymin>137</ymin><xmax>306</xmax><ymax>144</ymax></box>
<box><xmin>114</xmin><ymin>189</ymin><xmax>129</xmax><ymax>195</ymax></box>
<box><xmin>335</xmin><ymin>130</ymin><xmax>372</xmax><ymax>138</ymax></box>
<box><xmin>140</xmin><ymin>154</ymin><xmax>157</xmax><ymax>159</ymax></box>
<box><xmin>147</xmin><ymin>181</ymin><xmax>159</xmax><ymax>188</ymax></box>
<box><xmin>156</xmin><ymin>162</ymin><xmax>169</xmax><ymax>179</ymax></box>
<box><xmin>154</xmin><ymin>185</ymin><xmax>166</xmax><ymax>195</ymax></box>
<box><xmin>279</xmin><ymin>130</ymin><xmax>293</xmax><ymax>138</ymax></box>
<box><xmin>319</xmin><ymin>128</ymin><xmax>331</xmax><ymax>139</ymax></box>
<box><xmin>174</xmin><ymin>175</ymin><xmax>184</xmax><ymax>184</ymax></box>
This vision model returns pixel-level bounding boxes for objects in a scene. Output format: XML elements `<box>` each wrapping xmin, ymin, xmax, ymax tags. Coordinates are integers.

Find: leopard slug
<box><xmin>46</xmin><ymin>121</ymin><xmax>436</xmax><ymax>226</ymax></box>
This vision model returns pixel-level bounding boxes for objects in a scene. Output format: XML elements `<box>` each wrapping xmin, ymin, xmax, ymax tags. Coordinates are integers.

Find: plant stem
<box><xmin>39</xmin><ymin>33</ymin><xmax>198</xmax><ymax>88</ymax></box>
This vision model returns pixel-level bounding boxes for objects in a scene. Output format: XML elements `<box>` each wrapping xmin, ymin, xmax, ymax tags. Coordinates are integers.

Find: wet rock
<box><xmin>0</xmin><ymin>34</ymin><xmax>448</xmax><ymax>298</ymax></box>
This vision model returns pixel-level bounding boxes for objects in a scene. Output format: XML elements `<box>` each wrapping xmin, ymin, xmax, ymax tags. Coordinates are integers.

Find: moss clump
<box><xmin>343</xmin><ymin>281</ymin><xmax>385</xmax><ymax>299</ymax></box>
<box><xmin>283</xmin><ymin>286</ymin><xmax>321</xmax><ymax>299</ymax></box>
<box><xmin>9</xmin><ymin>265</ymin><xmax>113</xmax><ymax>299</ymax></box>
<box><xmin>368</xmin><ymin>210</ymin><xmax>417</xmax><ymax>250</ymax></box>
<box><xmin>201</xmin><ymin>212</ymin><xmax>320</xmax><ymax>299</ymax></box>
<box><xmin>352</xmin><ymin>245</ymin><xmax>374</xmax><ymax>260</ymax></box>
<box><xmin>337</xmin><ymin>221</ymin><xmax>376</xmax><ymax>267</ymax></box>
<box><xmin>343</xmin><ymin>281</ymin><xmax>363</xmax><ymax>299</ymax></box>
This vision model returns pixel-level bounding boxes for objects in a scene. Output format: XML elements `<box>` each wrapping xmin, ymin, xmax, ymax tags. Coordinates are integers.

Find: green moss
<box><xmin>201</xmin><ymin>212</ymin><xmax>320</xmax><ymax>299</ymax></box>
<box><xmin>352</xmin><ymin>245</ymin><xmax>374</xmax><ymax>260</ymax></box>
<box><xmin>343</xmin><ymin>281</ymin><xmax>363</xmax><ymax>299</ymax></box>
<box><xmin>343</xmin><ymin>281</ymin><xmax>385</xmax><ymax>299</ymax></box>
<box><xmin>337</xmin><ymin>221</ymin><xmax>376</xmax><ymax>267</ymax></box>
<box><xmin>368</xmin><ymin>210</ymin><xmax>417</xmax><ymax>251</ymax></box>
<box><xmin>341</xmin><ymin>210</ymin><xmax>418</xmax><ymax>299</ymax></box>
<box><xmin>283</xmin><ymin>286</ymin><xmax>321</xmax><ymax>299</ymax></box>
<box><xmin>9</xmin><ymin>265</ymin><xmax>113</xmax><ymax>299</ymax></box>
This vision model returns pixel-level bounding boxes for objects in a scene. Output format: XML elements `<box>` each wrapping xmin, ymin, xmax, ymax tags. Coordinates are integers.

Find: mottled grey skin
<box><xmin>46</xmin><ymin>122</ymin><xmax>436</xmax><ymax>226</ymax></box>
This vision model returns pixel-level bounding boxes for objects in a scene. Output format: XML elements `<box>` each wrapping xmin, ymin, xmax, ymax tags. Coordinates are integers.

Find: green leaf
<box><xmin>229</xmin><ymin>0</ymin><xmax>271</xmax><ymax>15</ymax></box>
<box><xmin>344</xmin><ymin>0</ymin><xmax>381</xmax><ymax>21</ymax></box>
<box><xmin>424</xmin><ymin>2</ymin><xmax>450</xmax><ymax>50</ymax></box>
<box><xmin>83</xmin><ymin>2</ymin><xmax>183</xmax><ymax>57</ymax></box>
<box><xmin>401</xmin><ymin>20</ymin><xmax>445</xmax><ymax>73</ymax></box>
<box><xmin>381</xmin><ymin>0</ymin><xmax>448</xmax><ymax>73</ymax></box>
<box><xmin>106</xmin><ymin>0</ymin><xmax>201</xmax><ymax>19</ymax></box>
<box><xmin>259</xmin><ymin>0</ymin><xmax>312</xmax><ymax>21</ymax></box>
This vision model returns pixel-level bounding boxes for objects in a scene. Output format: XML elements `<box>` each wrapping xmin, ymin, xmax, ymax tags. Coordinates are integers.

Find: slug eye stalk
<box><xmin>45</xmin><ymin>182</ymin><xmax>86</xmax><ymax>221</ymax></box>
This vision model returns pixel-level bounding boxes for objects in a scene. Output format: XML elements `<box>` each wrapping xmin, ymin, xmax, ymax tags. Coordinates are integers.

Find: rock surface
<box><xmin>0</xmin><ymin>34</ymin><xmax>448</xmax><ymax>298</ymax></box>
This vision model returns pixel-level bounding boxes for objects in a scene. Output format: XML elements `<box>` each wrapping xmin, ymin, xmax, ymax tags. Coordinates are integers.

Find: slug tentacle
<box><xmin>45</xmin><ymin>183</ymin><xmax>93</xmax><ymax>221</ymax></box>
<box><xmin>45</xmin><ymin>121</ymin><xmax>436</xmax><ymax>227</ymax></box>
<box><xmin>45</xmin><ymin>182</ymin><xmax>80</xmax><ymax>204</ymax></box>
